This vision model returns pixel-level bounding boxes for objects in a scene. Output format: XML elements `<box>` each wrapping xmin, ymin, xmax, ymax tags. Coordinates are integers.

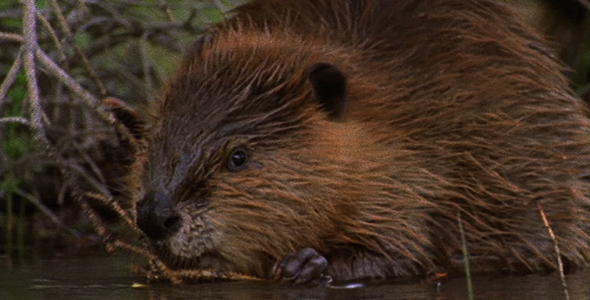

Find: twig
<box><xmin>49</xmin><ymin>0</ymin><xmax>107</xmax><ymax>97</ymax></box>
<box><xmin>0</xmin><ymin>117</ymin><xmax>30</xmax><ymax>126</ymax></box>
<box><xmin>537</xmin><ymin>202</ymin><xmax>570</xmax><ymax>300</ymax></box>
<box><xmin>22</xmin><ymin>0</ymin><xmax>97</xmax><ymax>239</ymax></box>
<box><xmin>73</xmin><ymin>0</ymin><xmax>91</xmax><ymax>15</ymax></box>
<box><xmin>22</xmin><ymin>0</ymin><xmax>118</xmax><ymax>236</ymax></box>
<box><xmin>34</xmin><ymin>48</ymin><xmax>101</xmax><ymax>111</ymax></box>
<box><xmin>34</xmin><ymin>45</ymin><xmax>137</xmax><ymax>141</ymax></box>
<box><xmin>22</xmin><ymin>0</ymin><xmax>49</xmax><ymax>141</ymax></box>
<box><xmin>49</xmin><ymin>0</ymin><xmax>72</xmax><ymax>35</ymax></box>
<box><xmin>33</xmin><ymin>46</ymin><xmax>130</xmax><ymax>142</ymax></box>
<box><xmin>158</xmin><ymin>0</ymin><xmax>176</xmax><ymax>22</ymax></box>
<box><xmin>0</xmin><ymin>49</ymin><xmax>23</xmax><ymax>114</ymax></box>
<box><xmin>85</xmin><ymin>192</ymin><xmax>141</xmax><ymax>234</ymax></box>
<box><xmin>67</xmin><ymin>160</ymin><xmax>112</xmax><ymax>196</ymax></box>
<box><xmin>78</xmin><ymin>197</ymin><xmax>111</xmax><ymax>242</ymax></box>
<box><xmin>0</xmin><ymin>32</ymin><xmax>24</xmax><ymax>42</ymax></box>
<box><xmin>35</xmin><ymin>10</ymin><xmax>67</xmax><ymax>63</ymax></box>
<box><xmin>82</xmin><ymin>189</ymin><xmax>261</xmax><ymax>283</ymax></box>
<box><xmin>15</xmin><ymin>188</ymin><xmax>82</xmax><ymax>238</ymax></box>
<box><xmin>139</xmin><ymin>32</ymin><xmax>155</xmax><ymax>101</ymax></box>
<box><xmin>458</xmin><ymin>212</ymin><xmax>475</xmax><ymax>300</ymax></box>
<box><xmin>74</xmin><ymin>143</ymin><xmax>108</xmax><ymax>186</ymax></box>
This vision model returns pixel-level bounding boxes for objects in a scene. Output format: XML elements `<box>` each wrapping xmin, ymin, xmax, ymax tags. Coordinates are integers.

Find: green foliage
<box><xmin>3</xmin><ymin>71</ymin><xmax>31</xmax><ymax>161</ymax></box>
<box><xmin>74</xmin><ymin>31</ymin><xmax>92</xmax><ymax>50</ymax></box>
<box><xmin>2</xmin><ymin>70</ymin><xmax>31</xmax><ymax>253</ymax></box>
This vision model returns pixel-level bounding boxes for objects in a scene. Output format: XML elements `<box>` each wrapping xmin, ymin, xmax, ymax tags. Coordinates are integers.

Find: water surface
<box><xmin>1</xmin><ymin>252</ymin><xmax>589</xmax><ymax>300</ymax></box>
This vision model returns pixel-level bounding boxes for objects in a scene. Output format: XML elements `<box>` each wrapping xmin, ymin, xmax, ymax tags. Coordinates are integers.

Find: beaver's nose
<box><xmin>136</xmin><ymin>191</ymin><xmax>182</xmax><ymax>240</ymax></box>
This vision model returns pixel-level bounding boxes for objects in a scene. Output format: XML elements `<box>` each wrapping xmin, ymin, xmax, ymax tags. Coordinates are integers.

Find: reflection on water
<box><xmin>1</xmin><ymin>252</ymin><xmax>590</xmax><ymax>300</ymax></box>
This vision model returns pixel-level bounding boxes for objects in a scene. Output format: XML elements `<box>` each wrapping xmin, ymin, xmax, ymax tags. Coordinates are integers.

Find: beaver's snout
<box><xmin>137</xmin><ymin>191</ymin><xmax>182</xmax><ymax>240</ymax></box>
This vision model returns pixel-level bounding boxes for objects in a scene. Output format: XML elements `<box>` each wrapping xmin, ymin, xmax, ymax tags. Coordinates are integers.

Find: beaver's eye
<box><xmin>228</xmin><ymin>148</ymin><xmax>248</xmax><ymax>171</ymax></box>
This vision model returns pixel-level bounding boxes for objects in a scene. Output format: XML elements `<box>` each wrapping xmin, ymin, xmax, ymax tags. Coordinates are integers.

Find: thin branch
<box><xmin>0</xmin><ymin>117</ymin><xmax>30</xmax><ymax>126</ymax></box>
<box><xmin>49</xmin><ymin>0</ymin><xmax>107</xmax><ymax>96</ymax></box>
<box><xmin>68</xmin><ymin>160</ymin><xmax>112</xmax><ymax>196</ymax></box>
<box><xmin>15</xmin><ymin>188</ymin><xmax>82</xmax><ymax>238</ymax></box>
<box><xmin>75</xmin><ymin>45</ymin><xmax>108</xmax><ymax>97</ymax></box>
<box><xmin>458</xmin><ymin>212</ymin><xmax>475</xmax><ymax>300</ymax></box>
<box><xmin>73</xmin><ymin>0</ymin><xmax>91</xmax><ymax>15</ymax></box>
<box><xmin>85</xmin><ymin>192</ymin><xmax>141</xmax><ymax>234</ymax></box>
<box><xmin>36</xmin><ymin>45</ymin><xmax>130</xmax><ymax>146</ymax></box>
<box><xmin>139</xmin><ymin>31</ymin><xmax>155</xmax><ymax>101</ymax></box>
<box><xmin>33</xmin><ymin>48</ymin><xmax>137</xmax><ymax>146</ymax></box>
<box><xmin>74</xmin><ymin>142</ymin><xmax>108</xmax><ymax>186</ymax></box>
<box><xmin>34</xmin><ymin>48</ymin><xmax>102</xmax><ymax>110</ymax></box>
<box><xmin>537</xmin><ymin>202</ymin><xmax>570</xmax><ymax>300</ymax></box>
<box><xmin>34</xmin><ymin>49</ymin><xmax>129</xmax><ymax>144</ymax></box>
<box><xmin>0</xmin><ymin>32</ymin><xmax>24</xmax><ymax>42</ymax></box>
<box><xmin>22</xmin><ymin>0</ymin><xmax>48</xmax><ymax>142</ymax></box>
<box><xmin>49</xmin><ymin>0</ymin><xmax>72</xmax><ymax>36</ymax></box>
<box><xmin>35</xmin><ymin>10</ymin><xmax>67</xmax><ymax>63</ymax></box>
<box><xmin>0</xmin><ymin>49</ymin><xmax>23</xmax><ymax>114</ymax></box>
<box><xmin>158</xmin><ymin>0</ymin><xmax>176</xmax><ymax>22</ymax></box>
<box><xmin>21</xmin><ymin>0</ymin><xmax>115</xmax><ymax>214</ymax></box>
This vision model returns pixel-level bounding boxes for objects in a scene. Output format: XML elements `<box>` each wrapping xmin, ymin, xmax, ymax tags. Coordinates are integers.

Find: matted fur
<box><xmin>117</xmin><ymin>0</ymin><xmax>590</xmax><ymax>281</ymax></box>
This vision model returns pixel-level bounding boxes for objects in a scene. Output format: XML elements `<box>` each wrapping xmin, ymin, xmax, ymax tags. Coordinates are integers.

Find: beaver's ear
<box><xmin>98</xmin><ymin>98</ymin><xmax>147</xmax><ymax>210</ymax></box>
<box><xmin>307</xmin><ymin>63</ymin><xmax>348</xmax><ymax>120</ymax></box>
<box><xmin>103</xmin><ymin>97</ymin><xmax>146</xmax><ymax>141</ymax></box>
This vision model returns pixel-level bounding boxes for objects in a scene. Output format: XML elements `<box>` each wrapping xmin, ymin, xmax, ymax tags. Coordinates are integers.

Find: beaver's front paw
<box><xmin>272</xmin><ymin>248</ymin><xmax>332</xmax><ymax>285</ymax></box>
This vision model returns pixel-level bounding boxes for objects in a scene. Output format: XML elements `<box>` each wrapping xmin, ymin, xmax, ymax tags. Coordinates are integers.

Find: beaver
<box><xmin>109</xmin><ymin>0</ymin><xmax>590</xmax><ymax>283</ymax></box>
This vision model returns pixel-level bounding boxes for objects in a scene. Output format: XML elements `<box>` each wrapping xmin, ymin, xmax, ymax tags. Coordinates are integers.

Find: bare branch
<box><xmin>49</xmin><ymin>0</ymin><xmax>72</xmax><ymax>36</ymax></box>
<box><xmin>15</xmin><ymin>188</ymin><xmax>83</xmax><ymax>238</ymax></box>
<box><xmin>0</xmin><ymin>49</ymin><xmax>23</xmax><ymax>114</ymax></box>
<box><xmin>35</xmin><ymin>10</ymin><xmax>67</xmax><ymax>63</ymax></box>
<box><xmin>0</xmin><ymin>117</ymin><xmax>30</xmax><ymax>126</ymax></box>
<box><xmin>0</xmin><ymin>32</ymin><xmax>24</xmax><ymax>42</ymax></box>
<box><xmin>139</xmin><ymin>32</ymin><xmax>155</xmax><ymax>101</ymax></box>
<box><xmin>537</xmin><ymin>202</ymin><xmax>570</xmax><ymax>300</ymax></box>
<box><xmin>34</xmin><ymin>48</ymin><xmax>110</xmax><ymax>119</ymax></box>
<box><xmin>22</xmin><ymin>0</ymin><xmax>48</xmax><ymax>139</ymax></box>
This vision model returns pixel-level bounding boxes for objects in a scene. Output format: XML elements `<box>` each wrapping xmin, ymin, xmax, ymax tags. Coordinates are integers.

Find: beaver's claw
<box><xmin>272</xmin><ymin>248</ymin><xmax>332</xmax><ymax>285</ymax></box>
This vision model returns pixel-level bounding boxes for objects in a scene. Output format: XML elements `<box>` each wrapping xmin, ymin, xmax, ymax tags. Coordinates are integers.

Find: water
<box><xmin>1</xmin><ymin>252</ymin><xmax>589</xmax><ymax>300</ymax></box>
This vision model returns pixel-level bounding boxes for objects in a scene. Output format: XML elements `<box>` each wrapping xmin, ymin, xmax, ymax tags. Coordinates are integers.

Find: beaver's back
<box><xmin>220</xmin><ymin>0</ymin><xmax>590</xmax><ymax>274</ymax></box>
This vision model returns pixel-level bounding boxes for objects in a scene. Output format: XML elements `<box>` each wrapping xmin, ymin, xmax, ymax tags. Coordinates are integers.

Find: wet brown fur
<box><xmin>117</xmin><ymin>0</ymin><xmax>590</xmax><ymax>281</ymax></box>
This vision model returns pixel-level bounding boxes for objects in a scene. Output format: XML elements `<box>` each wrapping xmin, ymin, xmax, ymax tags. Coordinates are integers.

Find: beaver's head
<box><xmin>123</xmin><ymin>32</ymin><xmax>364</xmax><ymax>278</ymax></box>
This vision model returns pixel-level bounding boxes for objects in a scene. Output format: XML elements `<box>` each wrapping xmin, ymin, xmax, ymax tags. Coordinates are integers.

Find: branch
<box><xmin>15</xmin><ymin>188</ymin><xmax>82</xmax><ymax>238</ymax></box>
<box><xmin>0</xmin><ymin>117</ymin><xmax>30</xmax><ymax>126</ymax></box>
<box><xmin>0</xmin><ymin>32</ymin><xmax>24</xmax><ymax>43</ymax></box>
<box><xmin>537</xmin><ymin>202</ymin><xmax>570</xmax><ymax>300</ymax></box>
<box><xmin>0</xmin><ymin>49</ymin><xmax>23</xmax><ymax>114</ymax></box>
<box><xmin>34</xmin><ymin>48</ymin><xmax>101</xmax><ymax>109</ymax></box>
<box><xmin>22</xmin><ymin>0</ymin><xmax>47</xmax><ymax>142</ymax></box>
<box><xmin>22</xmin><ymin>0</ymin><xmax>116</xmax><ymax>203</ymax></box>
